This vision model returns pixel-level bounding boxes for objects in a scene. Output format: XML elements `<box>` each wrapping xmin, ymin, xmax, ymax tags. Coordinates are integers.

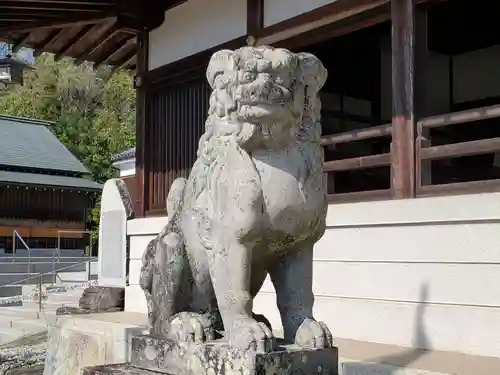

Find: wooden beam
<box><xmin>324</xmin><ymin>153</ymin><xmax>391</xmax><ymax>172</ymax></box>
<box><xmin>0</xmin><ymin>15</ymin><xmax>114</xmax><ymax>34</ymax></box>
<box><xmin>93</xmin><ymin>33</ymin><xmax>135</xmax><ymax>67</ymax></box>
<box><xmin>320</xmin><ymin>123</ymin><xmax>392</xmax><ymax>146</ymax></box>
<box><xmin>247</xmin><ymin>0</ymin><xmax>264</xmax><ymax>39</ymax></box>
<box><xmin>414</xmin><ymin>7</ymin><xmax>430</xmax><ymax>188</ymax></box>
<box><xmin>11</xmin><ymin>32</ymin><xmax>32</xmax><ymax>53</ymax></box>
<box><xmin>0</xmin><ymin>0</ymin><xmax>114</xmax><ymax>5</ymax></box>
<box><xmin>420</xmin><ymin>137</ymin><xmax>500</xmax><ymax>161</ymax></box>
<box><xmin>0</xmin><ymin>1</ymin><xmax>114</xmax><ymax>11</ymax></box>
<box><xmin>111</xmin><ymin>48</ymin><xmax>136</xmax><ymax>72</ymax></box>
<box><xmin>258</xmin><ymin>0</ymin><xmax>387</xmax><ymax>46</ymax></box>
<box><xmin>74</xmin><ymin>20</ymin><xmax>119</xmax><ymax>64</ymax></box>
<box><xmin>0</xmin><ymin>8</ymin><xmax>104</xmax><ymax>16</ymax></box>
<box><xmin>33</xmin><ymin>28</ymin><xmax>63</xmax><ymax>57</ymax></box>
<box><xmin>135</xmin><ymin>30</ymin><xmax>148</xmax><ymax>217</ymax></box>
<box><xmin>54</xmin><ymin>24</ymin><xmax>94</xmax><ymax>61</ymax></box>
<box><xmin>0</xmin><ymin>17</ymin><xmax>38</xmax><ymax>22</ymax></box>
<box><xmin>390</xmin><ymin>0</ymin><xmax>417</xmax><ymax>199</ymax></box>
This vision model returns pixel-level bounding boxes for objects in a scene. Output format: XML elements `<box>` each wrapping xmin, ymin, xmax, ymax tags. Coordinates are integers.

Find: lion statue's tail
<box><xmin>166</xmin><ymin>178</ymin><xmax>187</xmax><ymax>221</ymax></box>
<box><xmin>139</xmin><ymin>177</ymin><xmax>187</xmax><ymax>328</ymax></box>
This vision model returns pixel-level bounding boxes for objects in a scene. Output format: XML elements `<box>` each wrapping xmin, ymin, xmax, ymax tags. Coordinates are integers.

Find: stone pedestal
<box><xmin>43</xmin><ymin>312</ymin><xmax>148</xmax><ymax>375</ymax></box>
<box><xmin>83</xmin><ymin>334</ymin><xmax>338</xmax><ymax>375</ymax></box>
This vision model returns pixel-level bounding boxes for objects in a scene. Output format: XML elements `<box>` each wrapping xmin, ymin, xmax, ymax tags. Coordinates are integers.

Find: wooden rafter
<box><xmin>0</xmin><ymin>0</ymin><xmax>184</xmax><ymax>69</ymax></box>
<box><xmin>0</xmin><ymin>14</ymin><xmax>115</xmax><ymax>34</ymax></box>
<box><xmin>2</xmin><ymin>0</ymin><xmax>114</xmax><ymax>4</ymax></box>
<box><xmin>33</xmin><ymin>28</ymin><xmax>63</xmax><ymax>57</ymax></box>
<box><xmin>74</xmin><ymin>20</ymin><xmax>120</xmax><ymax>65</ymax></box>
<box><xmin>11</xmin><ymin>32</ymin><xmax>32</xmax><ymax>53</ymax></box>
<box><xmin>0</xmin><ymin>8</ymin><xmax>106</xmax><ymax>16</ymax></box>
<box><xmin>0</xmin><ymin>1</ymin><xmax>115</xmax><ymax>12</ymax></box>
<box><xmin>93</xmin><ymin>34</ymin><xmax>135</xmax><ymax>68</ymax></box>
<box><xmin>54</xmin><ymin>24</ymin><xmax>94</xmax><ymax>61</ymax></box>
<box><xmin>111</xmin><ymin>48</ymin><xmax>136</xmax><ymax>72</ymax></box>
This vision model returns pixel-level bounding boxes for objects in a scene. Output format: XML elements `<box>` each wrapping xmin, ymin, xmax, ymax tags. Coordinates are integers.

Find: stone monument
<box><xmin>56</xmin><ymin>178</ymin><xmax>133</xmax><ymax>316</ymax></box>
<box><xmin>84</xmin><ymin>45</ymin><xmax>338</xmax><ymax>375</ymax></box>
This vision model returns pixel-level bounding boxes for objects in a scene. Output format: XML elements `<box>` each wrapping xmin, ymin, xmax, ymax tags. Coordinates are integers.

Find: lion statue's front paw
<box><xmin>228</xmin><ymin>315</ymin><xmax>275</xmax><ymax>353</ymax></box>
<box><xmin>166</xmin><ymin>312</ymin><xmax>215</xmax><ymax>344</ymax></box>
<box><xmin>295</xmin><ymin>318</ymin><xmax>333</xmax><ymax>349</ymax></box>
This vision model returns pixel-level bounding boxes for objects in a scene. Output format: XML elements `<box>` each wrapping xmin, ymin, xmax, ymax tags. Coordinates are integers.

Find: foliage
<box><xmin>0</xmin><ymin>53</ymin><xmax>136</xmax><ymax>243</ymax></box>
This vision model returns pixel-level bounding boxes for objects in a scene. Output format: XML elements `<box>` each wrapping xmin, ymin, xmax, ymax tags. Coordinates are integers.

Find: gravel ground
<box><xmin>0</xmin><ymin>332</ymin><xmax>47</xmax><ymax>375</ymax></box>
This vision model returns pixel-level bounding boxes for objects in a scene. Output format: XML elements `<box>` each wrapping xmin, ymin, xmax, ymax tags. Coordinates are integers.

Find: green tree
<box><xmin>0</xmin><ymin>53</ymin><xmax>136</xmax><ymax>244</ymax></box>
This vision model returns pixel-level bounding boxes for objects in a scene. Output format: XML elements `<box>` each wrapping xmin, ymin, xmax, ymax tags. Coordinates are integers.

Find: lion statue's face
<box><xmin>206</xmin><ymin>46</ymin><xmax>327</xmax><ymax>136</ymax></box>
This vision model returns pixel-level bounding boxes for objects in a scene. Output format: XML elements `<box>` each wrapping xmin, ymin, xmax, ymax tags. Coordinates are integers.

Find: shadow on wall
<box><xmin>342</xmin><ymin>283</ymin><xmax>431</xmax><ymax>375</ymax></box>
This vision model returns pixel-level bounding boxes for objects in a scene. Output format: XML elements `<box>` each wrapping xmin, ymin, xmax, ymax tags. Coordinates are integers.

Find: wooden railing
<box><xmin>416</xmin><ymin>104</ymin><xmax>500</xmax><ymax>196</ymax></box>
<box><xmin>321</xmin><ymin>123</ymin><xmax>393</xmax><ymax>202</ymax></box>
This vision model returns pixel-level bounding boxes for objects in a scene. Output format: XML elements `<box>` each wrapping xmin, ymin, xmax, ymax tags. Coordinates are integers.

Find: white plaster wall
<box><xmin>112</xmin><ymin>159</ymin><xmax>135</xmax><ymax>178</ymax></box>
<box><xmin>263</xmin><ymin>0</ymin><xmax>338</xmax><ymax>27</ymax></box>
<box><xmin>254</xmin><ymin>193</ymin><xmax>500</xmax><ymax>358</ymax></box>
<box><xmin>148</xmin><ymin>0</ymin><xmax>247</xmax><ymax>70</ymax></box>
<box><xmin>125</xmin><ymin>216</ymin><xmax>169</xmax><ymax>314</ymax></box>
<box><xmin>125</xmin><ymin>193</ymin><xmax>500</xmax><ymax>358</ymax></box>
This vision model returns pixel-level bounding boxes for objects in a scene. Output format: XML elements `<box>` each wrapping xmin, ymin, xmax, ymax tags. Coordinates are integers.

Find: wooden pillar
<box><xmin>414</xmin><ymin>7</ymin><xmax>430</xmax><ymax>189</ymax></box>
<box><xmin>135</xmin><ymin>29</ymin><xmax>149</xmax><ymax>217</ymax></box>
<box><xmin>247</xmin><ymin>0</ymin><xmax>264</xmax><ymax>43</ymax></box>
<box><xmin>390</xmin><ymin>0</ymin><xmax>426</xmax><ymax>198</ymax></box>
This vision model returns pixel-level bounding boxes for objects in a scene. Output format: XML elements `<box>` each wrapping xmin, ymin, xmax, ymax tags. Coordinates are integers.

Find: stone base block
<box><xmin>56</xmin><ymin>286</ymin><xmax>125</xmax><ymax>316</ymax></box>
<box><xmin>79</xmin><ymin>286</ymin><xmax>125</xmax><ymax>311</ymax></box>
<box><xmin>130</xmin><ymin>334</ymin><xmax>338</xmax><ymax>375</ymax></box>
<box><xmin>43</xmin><ymin>312</ymin><xmax>147</xmax><ymax>375</ymax></box>
<box><xmin>83</xmin><ymin>363</ymin><xmax>160</xmax><ymax>375</ymax></box>
<box><xmin>56</xmin><ymin>306</ymin><xmax>123</xmax><ymax>316</ymax></box>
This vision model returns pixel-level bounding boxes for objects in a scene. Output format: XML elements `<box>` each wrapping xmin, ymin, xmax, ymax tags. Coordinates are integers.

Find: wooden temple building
<box><xmin>2</xmin><ymin>0</ymin><xmax>500</xmax><ymax>367</ymax></box>
<box><xmin>0</xmin><ymin>115</ymin><xmax>101</xmax><ymax>252</ymax></box>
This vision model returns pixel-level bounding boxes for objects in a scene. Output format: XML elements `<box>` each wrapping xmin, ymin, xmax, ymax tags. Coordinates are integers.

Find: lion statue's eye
<box><xmin>240</xmin><ymin>71</ymin><xmax>256</xmax><ymax>83</ymax></box>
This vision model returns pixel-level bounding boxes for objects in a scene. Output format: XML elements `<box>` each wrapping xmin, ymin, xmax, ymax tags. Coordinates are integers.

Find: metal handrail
<box><xmin>0</xmin><ymin>257</ymin><xmax>97</xmax><ymax>262</ymax></box>
<box><xmin>0</xmin><ymin>258</ymin><xmax>96</xmax><ymax>288</ymax></box>
<box><xmin>12</xmin><ymin>230</ymin><xmax>32</xmax><ymax>272</ymax></box>
<box><xmin>0</xmin><ymin>258</ymin><xmax>97</xmax><ymax>312</ymax></box>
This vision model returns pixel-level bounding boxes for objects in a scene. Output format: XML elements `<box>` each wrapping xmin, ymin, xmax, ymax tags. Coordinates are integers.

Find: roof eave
<box><xmin>0</xmin><ymin>181</ymin><xmax>103</xmax><ymax>192</ymax></box>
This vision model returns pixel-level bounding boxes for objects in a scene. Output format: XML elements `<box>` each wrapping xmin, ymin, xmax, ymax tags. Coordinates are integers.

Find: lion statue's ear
<box><xmin>206</xmin><ymin>49</ymin><xmax>236</xmax><ymax>89</ymax></box>
<box><xmin>297</xmin><ymin>53</ymin><xmax>328</xmax><ymax>92</ymax></box>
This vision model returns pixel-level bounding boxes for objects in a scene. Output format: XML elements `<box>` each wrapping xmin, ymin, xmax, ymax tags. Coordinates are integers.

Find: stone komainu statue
<box><xmin>139</xmin><ymin>45</ymin><xmax>332</xmax><ymax>353</ymax></box>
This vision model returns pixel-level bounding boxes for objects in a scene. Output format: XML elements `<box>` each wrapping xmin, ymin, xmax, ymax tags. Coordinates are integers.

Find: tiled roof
<box><xmin>0</xmin><ymin>115</ymin><xmax>89</xmax><ymax>174</ymax></box>
<box><xmin>0</xmin><ymin>170</ymin><xmax>102</xmax><ymax>191</ymax></box>
<box><xmin>112</xmin><ymin>147</ymin><xmax>136</xmax><ymax>162</ymax></box>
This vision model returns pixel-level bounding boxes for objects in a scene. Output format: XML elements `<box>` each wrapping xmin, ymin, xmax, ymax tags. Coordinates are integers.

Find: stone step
<box><xmin>4</xmin><ymin>364</ymin><xmax>45</xmax><ymax>375</ymax></box>
<box><xmin>8</xmin><ymin>317</ymin><xmax>55</xmax><ymax>331</ymax></box>
<box><xmin>0</xmin><ymin>305</ymin><xmax>60</xmax><ymax>320</ymax></box>
<box><xmin>0</xmin><ymin>273</ymin><xmax>55</xmax><ymax>285</ymax></box>
<box><xmin>23</xmin><ymin>297</ymin><xmax>81</xmax><ymax>308</ymax></box>
<box><xmin>0</xmin><ymin>262</ymin><xmax>87</xmax><ymax>274</ymax></box>
<box><xmin>0</xmin><ymin>326</ymin><xmax>46</xmax><ymax>346</ymax></box>
<box><xmin>0</xmin><ymin>307</ymin><xmax>43</xmax><ymax>320</ymax></box>
<box><xmin>0</xmin><ymin>315</ymin><xmax>52</xmax><ymax>330</ymax></box>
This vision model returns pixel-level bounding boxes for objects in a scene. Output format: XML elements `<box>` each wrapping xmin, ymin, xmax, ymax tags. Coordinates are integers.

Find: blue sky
<box><xmin>0</xmin><ymin>43</ymin><xmax>34</xmax><ymax>63</ymax></box>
